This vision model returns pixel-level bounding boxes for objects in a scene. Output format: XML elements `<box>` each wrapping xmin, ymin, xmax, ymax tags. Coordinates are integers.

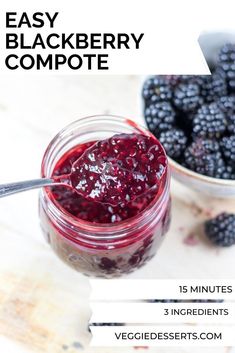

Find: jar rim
<box><xmin>41</xmin><ymin>114</ymin><xmax>170</xmax><ymax>238</ymax></box>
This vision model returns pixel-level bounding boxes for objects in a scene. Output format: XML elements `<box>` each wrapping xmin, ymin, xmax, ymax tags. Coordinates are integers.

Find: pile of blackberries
<box><xmin>142</xmin><ymin>43</ymin><xmax>235</xmax><ymax>180</ymax></box>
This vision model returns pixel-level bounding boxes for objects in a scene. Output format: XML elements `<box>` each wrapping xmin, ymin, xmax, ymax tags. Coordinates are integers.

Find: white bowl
<box><xmin>169</xmin><ymin>157</ymin><xmax>235</xmax><ymax>198</ymax></box>
<box><xmin>141</xmin><ymin>31</ymin><xmax>235</xmax><ymax>198</ymax></box>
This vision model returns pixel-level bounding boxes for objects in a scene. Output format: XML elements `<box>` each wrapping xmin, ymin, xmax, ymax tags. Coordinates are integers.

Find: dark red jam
<box><xmin>40</xmin><ymin>131</ymin><xmax>171</xmax><ymax>278</ymax></box>
<box><xmin>70</xmin><ymin>133</ymin><xmax>167</xmax><ymax>206</ymax></box>
<box><xmin>51</xmin><ymin>133</ymin><xmax>167</xmax><ymax>223</ymax></box>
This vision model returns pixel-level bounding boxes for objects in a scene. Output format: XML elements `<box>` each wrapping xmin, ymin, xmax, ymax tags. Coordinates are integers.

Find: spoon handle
<box><xmin>0</xmin><ymin>178</ymin><xmax>55</xmax><ymax>198</ymax></box>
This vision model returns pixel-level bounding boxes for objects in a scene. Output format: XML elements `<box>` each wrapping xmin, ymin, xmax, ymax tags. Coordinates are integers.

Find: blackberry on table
<box><xmin>142</xmin><ymin>76</ymin><xmax>172</xmax><ymax>106</ymax></box>
<box><xmin>159</xmin><ymin>128</ymin><xmax>187</xmax><ymax>159</ymax></box>
<box><xmin>173</xmin><ymin>82</ymin><xmax>201</xmax><ymax>113</ymax></box>
<box><xmin>184</xmin><ymin>138</ymin><xmax>225</xmax><ymax>178</ymax></box>
<box><xmin>205</xmin><ymin>212</ymin><xmax>235</xmax><ymax>247</ymax></box>
<box><xmin>220</xmin><ymin>135</ymin><xmax>235</xmax><ymax>166</ymax></box>
<box><xmin>192</xmin><ymin>102</ymin><xmax>227</xmax><ymax>138</ymax></box>
<box><xmin>144</xmin><ymin>101</ymin><xmax>176</xmax><ymax>134</ymax></box>
<box><xmin>218</xmin><ymin>43</ymin><xmax>235</xmax><ymax>92</ymax></box>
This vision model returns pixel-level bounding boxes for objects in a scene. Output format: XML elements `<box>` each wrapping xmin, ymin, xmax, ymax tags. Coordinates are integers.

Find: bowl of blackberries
<box><xmin>142</xmin><ymin>40</ymin><xmax>235</xmax><ymax>198</ymax></box>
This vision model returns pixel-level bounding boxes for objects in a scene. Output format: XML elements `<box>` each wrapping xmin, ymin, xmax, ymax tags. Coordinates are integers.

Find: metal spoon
<box><xmin>0</xmin><ymin>177</ymin><xmax>68</xmax><ymax>198</ymax></box>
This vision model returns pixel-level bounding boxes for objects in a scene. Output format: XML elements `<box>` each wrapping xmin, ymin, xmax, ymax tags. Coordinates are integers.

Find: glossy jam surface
<box><xmin>51</xmin><ymin>133</ymin><xmax>167</xmax><ymax>223</ymax></box>
<box><xmin>70</xmin><ymin>133</ymin><xmax>167</xmax><ymax>206</ymax></box>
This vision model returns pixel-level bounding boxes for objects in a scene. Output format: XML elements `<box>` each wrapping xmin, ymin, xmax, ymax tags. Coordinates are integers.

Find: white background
<box><xmin>0</xmin><ymin>0</ymin><xmax>229</xmax><ymax>74</ymax></box>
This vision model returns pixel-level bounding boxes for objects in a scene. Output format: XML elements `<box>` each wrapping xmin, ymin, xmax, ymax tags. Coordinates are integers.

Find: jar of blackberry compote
<box><xmin>39</xmin><ymin>115</ymin><xmax>171</xmax><ymax>278</ymax></box>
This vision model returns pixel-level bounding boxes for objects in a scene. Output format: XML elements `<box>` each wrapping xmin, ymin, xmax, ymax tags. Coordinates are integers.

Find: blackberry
<box><xmin>205</xmin><ymin>213</ymin><xmax>235</xmax><ymax>247</ymax></box>
<box><xmin>142</xmin><ymin>76</ymin><xmax>172</xmax><ymax>106</ymax></box>
<box><xmin>159</xmin><ymin>128</ymin><xmax>187</xmax><ymax>159</ymax></box>
<box><xmin>144</xmin><ymin>101</ymin><xmax>175</xmax><ymax>134</ymax></box>
<box><xmin>216</xmin><ymin>96</ymin><xmax>235</xmax><ymax>133</ymax></box>
<box><xmin>192</xmin><ymin>102</ymin><xmax>227</xmax><ymax>138</ymax></box>
<box><xmin>216</xmin><ymin>164</ymin><xmax>235</xmax><ymax>180</ymax></box>
<box><xmin>199</xmin><ymin>73</ymin><xmax>228</xmax><ymax>103</ymax></box>
<box><xmin>220</xmin><ymin>135</ymin><xmax>235</xmax><ymax>166</ymax></box>
<box><xmin>218</xmin><ymin>43</ymin><xmax>235</xmax><ymax>92</ymax></box>
<box><xmin>217</xmin><ymin>95</ymin><xmax>235</xmax><ymax>113</ymax></box>
<box><xmin>184</xmin><ymin>138</ymin><xmax>225</xmax><ymax>177</ymax></box>
<box><xmin>228</xmin><ymin>114</ymin><xmax>235</xmax><ymax>133</ymax></box>
<box><xmin>175</xmin><ymin>74</ymin><xmax>227</xmax><ymax>102</ymax></box>
<box><xmin>167</xmin><ymin>75</ymin><xmax>195</xmax><ymax>88</ymax></box>
<box><xmin>173</xmin><ymin>82</ymin><xmax>201</xmax><ymax>113</ymax></box>
<box><xmin>171</xmin><ymin>73</ymin><xmax>227</xmax><ymax>103</ymax></box>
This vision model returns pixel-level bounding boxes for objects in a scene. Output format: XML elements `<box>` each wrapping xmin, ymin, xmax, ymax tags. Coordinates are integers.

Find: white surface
<box><xmin>0</xmin><ymin>75</ymin><xmax>234</xmax><ymax>353</ymax></box>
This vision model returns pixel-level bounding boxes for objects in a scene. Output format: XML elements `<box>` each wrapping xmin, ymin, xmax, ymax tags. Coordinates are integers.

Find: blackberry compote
<box><xmin>39</xmin><ymin>116</ymin><xmax>171</xmax><ymax>278</ymax></box>
<box><xmin>70</xmin><ymin>133</ymin><xmax>166</xmax><ymax>206</ymax></box>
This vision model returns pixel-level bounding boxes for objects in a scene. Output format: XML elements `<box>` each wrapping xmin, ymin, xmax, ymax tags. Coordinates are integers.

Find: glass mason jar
<box><xmin>39</xmin><ymin>115</ymin><xmax>171</xmax><ymax>278</ymax></box>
